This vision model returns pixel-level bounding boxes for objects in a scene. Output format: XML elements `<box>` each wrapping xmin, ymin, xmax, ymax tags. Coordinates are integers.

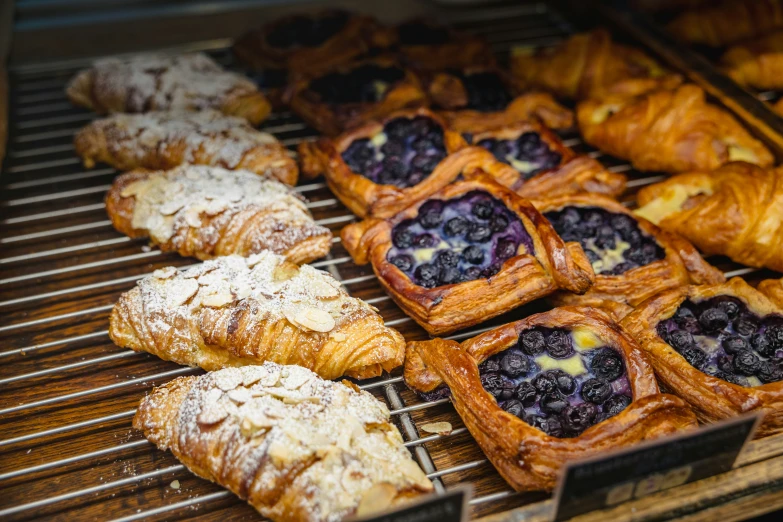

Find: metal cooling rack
<box><xmin>0</xmin><ymin>3</ymin><xmax>771</xmax><ymax>521</ymax></box>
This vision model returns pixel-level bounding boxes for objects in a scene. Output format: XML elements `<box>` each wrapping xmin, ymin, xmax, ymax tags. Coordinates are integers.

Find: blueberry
<box><xmin>517</xmin><ymin>132</ymin><xmax>541</xmax><ymax>153</ymax></box>
<box><xmin>520</xmin><ymin>330</ymin><xmax>546</xmax><ymax>356</ymax></box>
<box><xmin>384</xmin><ymin>118</ymin><xmax>411</xmax><ymax>140</ymax></box>
<box><xmin>439</xmin><ymin>266</ymin><xmax>462</xmax><ymax>285</ymax></box>
<box><xmin>714</xmin><ymin>297</ymin><xmax>741</xmax><ymax>319</ymax></box>
<box><xmin>582</xmin><ymin>212</ymin><xmax>604</xmax><ymax>235</ymax></box>
<box><xmin>680</xmin><ymin>346</ymin><xmax>707</xmax><ymax>369</ymax></box>
<box><xmin>678</xmin><ymin>316</ymin><xmax>702</xmax><ymax>335</ymax></box>
<box><xmin>581</xmin><ymin>378</ymin><xmax>612</xmax><ymax>404</ymax></box>
<box><xmin>532</xmin><ymin>372</ymin><xmax>558</xmax><ymax>394</ymax></box>
<box><xmin>480</xmin><ymin>357</ymin><xmax>501</xmax><ymax>373</ymax></box>
<box><xmin>444</xmin><ymin>217</ymin><xmax>469</xmax><ymax>237</ymax></box>
<box><xmin>472</xmin><ymin>201</ymin><xmax>493</xmax><ymax>219</ymax></box>
<box><xmin>462</xmin><ymin>245</ymin><xmax>484</xmax><ymax>265</ymax></box>
<box><xmin>699</xmin><ymin>308</ymin><xmax>729</xmax><ymax>332</ymax></box>
<box><xmin>414</xmin><ymin>264</ymin><xmax>439</xmax><ymax>288</ymax></box>
<box><xmin>503</xmin><ymin>399</ymin><xmax>525</xmax><ymax>418</ymax></box>
<box><xmin>668</xmin><ymin>330</ymin><xmax>695</xmax><ymax>351</ymax></box>
<box><xmin>464</xmin><ymin>266</ymin><xmax>483</xmax><ymax>280</ymax></box>
<box><xmin>515</xmin><ymin>381</ymin><xmax>538</xmax><ymax>406</ymax></box>
<box><xmin>480</xmin><ymin>372</ymin><xmax>505</xmax><ymax>398</ymax></box>
<box><xmin>590</xmin><ymin>348</ymin><xmax>625</xmax><ymax>381</ymax></box>
<box><xmin>382</xmin><ymin>156</ymin><xmax>406</xmax><ymax>179</ymax></box>
<box><xmin>546</xmin><ymin>330</ymin><xmax>573</xmax><ymax>358</ymax></box>
<box><xmin>411</xmin><ymin>153</ymin><xmax>440</xmax><ymax>174</ymax></box>
<box><xmin>602</xmin><ymin>394</ymin><xmax>632</xmax><ymax>417</ymax></box>
<box><xmin>410</xmin><ymin>117</ymin><xmax>432</xmax><ymax>136</ymax></box>
<box><xmin>419</xmin><ymin>210</ymin><xmax>443</xmax><ymax>229</ymax></box>
<box><xmin>411</xmin><ymin>137</ymin><xmax>435</xmax><ymax>152</ymax></box>
<box><xmin>717</xmin><ymin>355</ymin><xmax>734</xmax><ymax>373</ymax></box>
<box><xmin>625</xmin><ymin>230</ymin><xmax>642</xmax><ymax>247</ymax></box>
<box><xmin>758</xmin><ymin>361</ymin><xmax>783</xmax><ymax>384</ymax></box>
<box><xmin>733</xmin><ymin>349</ymin><xmax>761</xmax><ymax>375</ymax></box>
<box><xmin>550</xmin><ymin>369</ymin><xmax>577</xmax><ymax>395</ymax></box>
<box><xmin>734</xmin><ymin>315</ymin><xmax>759</xmax><ymax>336</ymax></box>
<box><xmin>481</xmin><ymin>263</ymin><xmax>503</xmax><ymax>278</ymax></box>
<box><xmin>723</xmin><ymin>335</ymin><xmax>748</xmax><ymax>355</ymax></box>
<box><xmin>768</xmin><ymin>324</ymin><xmax>783</xmax><ymax>348</ymax></box>
<box><xmin>490</xmin><ymin>214</ymin><xmax>509</xmax><ymax>232</ymax></box>
<box><xmin>751</xmin><ymin>332</ymin><xmax>775</xmax><ymax>357</ymax></box>
<box><xmin>435</xmin><ymin>250</ymin><xmax>460</xmax><ymax>268</ymax></box>
<box><xmin>529</xmin><ymin>415</ymin><xmax>565</xmax><ymax>437</ymax></box>
<box><xmin>595</xmin><ymin>226</ymin><xmax>617</xmax><ymax>249</ymax></box>
<box><xmin>392</xmin><ymin>227</ymin><xmax>414</xmax><ymax>248</ymax></box>
<box><xmin>381</xmin><ymin>140</ymin><xmax>405</xmax><ymax>157</ymax></box>
<box><xmin>413</xmin><ymin>234</ymin><xmax>437</xmax><ymax>248</ymax></box>
<box><xmin>498</xmin><ymin>375</ymin><xmax>517</xmax><ymax>400</ymax></box>
<box><xmin>390</xmin><ymin>254</ymin><xmax>413</xmax><ymax>272</ymax></box>
<box><xmin>467</xmin><ymin>224</ymin><xmax>492</xmax><ymax>243</ymax></box>
<box><xmin>561</xmin><ymin>403</ymin><xmax>598</xmax><ymax>434</ymax></box>
<box><xmin>585</xmin><ymin>249</ymin><xmax>600</xmax><ymax>264</ymax></box>
<box><xmin>714</xmin><ymin>371</ymin><xmax>743</xmax><ymax>385</ymax></box>
<box><xmin>611</xmin><ymin>215</ymin><xmax>635</xmax><ymax>234</ymax></box>
<box><xmin>657</xmin><ymin>323</ymin><xmax>670</xmax><ymax>343</ymax></box>
<box><xmin>541</xmin><ymin>394</ymin><xmax>569</xmax><ymax>414</ymax></box>
<box><xmin>495</xmin><ymin>238</ymin><xmax>518</xmax><ymax>260</ymax></box>
<box><xmin>500</xmin><ymin>352</ymin><xmax>531</xmax><ymax>377</ymax></box>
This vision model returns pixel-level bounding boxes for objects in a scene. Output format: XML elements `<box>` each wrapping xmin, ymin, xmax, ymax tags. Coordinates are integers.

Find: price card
<box><xmin>553</xmin><ymin>413</ymin><xmax>761</xmax><ymax>521</ymax></box>
<box><xmin>357</xmin><ymin>484</ymin><xmax>472</xmax><ymax>522</ymax></box>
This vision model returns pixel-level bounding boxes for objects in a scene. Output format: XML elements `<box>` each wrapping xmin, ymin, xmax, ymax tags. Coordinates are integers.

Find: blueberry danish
<box><xmin>622</xmin><ymin>278</ymin><xmax>783</xmax><ymax>437</ymax></box>
<box><xmin>341</xmin><ymin>173</ymin><xmax>594</xmax><ymax>335</ymax></box>
<box><xmin>404</xmin><ymin>306</ymin><xmax>697</xmax><ymax>491</ymax></box>
<box><xmin>393</xmin><ymin>19</ymin><xmax>495</xmax><ymax>71</ymax></box>
<box><xmin>535</xmin><ymin>193</ymin><xmax>724</xmax><ymax>320</ymax></box>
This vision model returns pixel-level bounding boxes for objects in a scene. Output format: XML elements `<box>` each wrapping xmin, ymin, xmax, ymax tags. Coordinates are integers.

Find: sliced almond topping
<box><xmin>272</xmin><ymin>262</ymin><xmax>299</xmax><ymax>282</ymax></box>
<box><xmin>213</xmin><ymin>368</ymin><xmax>243</xmax><ymax>391</ymax></box>
<box><xmin>355</xmin><ymin>483</ymin><xmax>398</xmax><ymax>517</ymax></box>
<box><xmin>420</xmin><ymin>421</ymin><xmax>453</xmax><ymax>436</ymax></box>
<box><xmin>310</xmin><ymin>279</ymin><xmax>340</xmax><ymax>300</ymax></box>
<box><xmin>330</xmin><ymin>332</ymin><xmax>347</xmax><ymax>342</ymax></box>
<box><xmin>241</xmin><ymin>365</ymin><xmax>270</xmax><ymax>386</ymax></box>
<box><xmin>227</xmin><ymin>387</ymin><xmax>252</xmax><ymax>404</ymax></box>
<box><xmin>289</xmin><ymin>306</ymin><xmax>335</xmax><ymax>333</ymax></box>
<box><xmin>200</xmin><ymin>292</ymin><xmax>234</xmax><ymax>308</ymax></box>
<box><xmin>183</xmin><ymin>206</ymin><xmax>204</xmax><ymax>228</ymax></box>
<box><xmin>120</xmin><ymin>180</ymin><xmax>145</xmax><ymax>198</ymax></box>
<box><xmin>197</xmin><ymin>402</ymin><xmax>229</xmax><ymax>425</ymax></box>
<box><xmin>152</xmin><ymin>266</ymin><xmax>177</xmax><ymax>279</ymax></box>
<box><xmin>159</xmin><ymin>199</ymin><xmax>185</xmax><ymax>216</ymax></box>
<box><xmin>162</xmin><ymin>278</ymin><xmax>199</xmax><ymax>307</ymax></box>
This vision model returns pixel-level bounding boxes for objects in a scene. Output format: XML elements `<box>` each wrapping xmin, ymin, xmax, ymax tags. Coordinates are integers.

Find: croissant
<box><xmin>721</xmin><ymin>30</ymin><xmax>783</xmax><ymax>89</ymax></box>
<box><xmin>110</xmin><ymin>253</ymin><xmax>405</xmax><ymax>380</ymax></box>
<box><xmin>577</xmin><ymin>84</ymin><xmax>774</xmax><ymax>173</ymax></box>
<box><xmin>342</xmin><ymin>173</ymin><xmax>594</xmax><ymax>335</ymax></box>
<box><xmin>511</xmin><ymin>29</ymin><xmax>682</xmax><ymax>101</ymax></box>
<box><xmin>105</xmin><ymin>166</ymin><xmax>331</xmax><ymax>263</ymax></box>
<box><xmin>393</xmin><ymin>19</ymin><xmax>495</xmax><ymax>71</ymax></box>
<box><xmin>134</xmin><ymin>363</ymin><xmax>433</xmax><ymax>522</ymax></box>
<box><xmin>668</xmin><ymin>0</ymin><xmax>783</xmax><ymax>47</ymax></box>
<box><xmin>75</xmin><ymin>110</ymin><xmax>298</xmax><ymax>184</ymax></box>
<box><xmin>67</xmin><ymin>53</ymin><xmax>271</xmax><ymax>125</ymax></box>
<box><xmin>621</xmin><ymin>278</ymin><xmax>783</xmax><ymax>437</ymax></box>
<box><xmin>233</xmin><ymin>10</ymin><xmax>388</xmax><ymax>73</ymax></box>
<box><xmin>404</xmin><ymin>307</ymin><xmax>698</xmax><ymax>491</ymax></box>
<box><xmin>534</xmin><ymin>193</ymin><xmax>725</xmax><ymax>320</ymax></box>
<box><xmin>635</xmin><ymin>161</ymin><xmax>783</xmax><ymax>273</ymax></box>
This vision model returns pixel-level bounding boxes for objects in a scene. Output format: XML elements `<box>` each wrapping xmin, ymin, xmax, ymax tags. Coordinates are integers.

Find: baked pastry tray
<box><xmin>2</xmin><ymin>2</ymin><xmax>783</xmax><ymax>521</ymax></box>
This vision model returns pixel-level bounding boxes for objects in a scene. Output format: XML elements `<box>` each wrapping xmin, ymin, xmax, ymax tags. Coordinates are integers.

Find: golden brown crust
<box><xmin>577</xmin><ymin>84</ymin><xmax>774</xmax><ymax>173</ymax></box>
<box><xmin>532</xmin><ymin>193</ymin><xmax>725</xmax><ymax>321</ymax></box>
<box><xmin>66</xmin><ymin>53</ymin><xmax>271</xmax><ymax>125</ymax></box>
<box><xmin>105</xmin><ymin>166</ymin><xmax>331</xmax><ymax>264</ymax></box>
<box><xmin>621</xmin><ymin>278</ymin><xmax>783</xmax><ymax>437</ymax></box>
<box><xmin>635</xmin><ymin>162</ymin><xmax>783</xmax><ymax>273</ymax></box>
<box><xmin>511</xmin><ymin>29</ymin><xmax>682</xmax><ymax>101</ymax></box>
<box><xmin>404</xmin><ymin>307</ymin><xmax>698</xmax><ymax>491</ymax></box>
<box><xmin>75</xmin><ymin>110</ymin><xmax>298</xmax><ymax>184</ymax></box>
<box><xmin>341</xmin><ymin>174</ymin><xmax>595</xmax><ymax>335</ymax></box>
<box><xmin>668</xmin><ymin>0</ymin><xmax>783</xmax><ymax>47</ymax></box>
<box><xmin>110</xmin><ymin>254</ymin><xmax>405</xmax><ymax>380</ymax></box>
<box><xmin>463</xmin><ymin>121</ymin><xmax>626</xmax><ymax>199</ymax></box>
<box><xmin>233</xmin><ymin>11</ymin><xmax>388</xmax><ymax>74</ymax></box>
<box><xmin>393</xmin><ymin>19</ymin><xmax>495</xmax><ymax>71</ymax></box>
<box><xmin>759</xmin><ymin>278</ymin><xmax>783</xmax><ymax>309</ymax></box>
<box><xmin>285</xmin><ymin>56</ymin><xmax>427</xmax><ymax>137</ymax></box>
<box><xmin>721</xmin><ymin>30</ymin><xmax>783</xmax><ymax>89</ymax></box>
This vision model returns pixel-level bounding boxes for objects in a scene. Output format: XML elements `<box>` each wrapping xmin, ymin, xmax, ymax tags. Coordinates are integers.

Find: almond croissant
<box><xmin>75</xmin><ymin>110</ymin><xmax>298</xmax><ymax>185</ymax></box>
<box><xmin>110</xmin><ymin>253</ymin><xmax>406</xmax><ymax>380</ymax></box>
<box><xmin>721</xmin><ymin>30</ymin><xmax>783</xmax><ymax>89</ymax></box>
<box><xmin>577</xmin><ymin>84</ymin><xmax>773</xmax><ymax>173</ymax></box>
<box><xmin>133</xmin><ymin>363</ymin><xmax>433</xmax><ymax>522</ymax></box>
<box><xmin>635</xmin><ymin>161</ymin><xmax>783</xmax><ymax>273</ymax></box>
<box><xmin>668</xmin><ymin>0</ymin><xmax>783</xmax><ymax>47</ymax></box>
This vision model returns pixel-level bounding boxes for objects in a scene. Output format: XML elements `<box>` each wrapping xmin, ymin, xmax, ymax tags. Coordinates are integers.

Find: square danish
<box><xmin>341</xmin><ymin>173</ymin><xmax>595</xmax><ymax>335</ymax></box>
<box><xmin>535</xmin><ymin>193</ymin><xmax>725</xmax><ymax>320</ymax></box>
<box><xmin>286</xmin><ymin>56</ymin><xmax>427</xmax><ymax>136</ymax></box>
<box><xmin>392</xmin><ymin>19</ymin><xmax>495</xmax><ymax>71</ymax></box>
<box><xmin>621</xmin><ymin>278</ymin><xmax>783</xmax><ymax>437</ymax></box>
<box><xmin>404</xmin><ymin>306</ymin><xmax>698</xmax><ymax>491</ymax></box>
<box><xmin>463</xmin><ymin>121</ymin><xmax>627</xmax><ymax>199</ymax></box>
<box><xmin>427</xmin><ymin>65</ymin><xmax>574</xmax><ymax>133</ymax></box>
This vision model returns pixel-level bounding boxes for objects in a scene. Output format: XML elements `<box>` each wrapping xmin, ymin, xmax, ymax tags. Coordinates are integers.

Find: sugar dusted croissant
<box><xmin>635</xmin><ymin>161</ymin><xmax>783</xmax><ymax>273</ymax></box>
<box><xmin>511</xmin><ymin>29</ymin><xmax>681</xmax><ymax>101</ymax></box>
<box><xmin>67</xmin><ymin>53</ymin><xmax>271</xmax><ymax>125</ymax></box>
<box><xmin>577</xmin><ymin>84</ymin><xmax>773</xmax><ymax>173</ymax></box>
<box><xmin>105</xmin><ymin>165</ymin><xmax>331</xmax><ymax>263</ymax></box>
<box><xmin>134</xmin><ymin>363</ymin><xmax>433</xmax><ymax>522</ymax></box>
<box><xmin>721</xmin><ymin>30</ymin><xmax>783</xmax><ymax>89</ymax></box>
<box><xmin>75</xmin><ymin>110</ymin><xmax>298</xmax><ymax>184</ymax></box>
<box><xmin>668</xmin><ymin>0</ymin><xmax>783</xmax><ymax>47</ymax></box>
<box><xmin>110</xmin><ymin>253</ymin><xmax>405</xmax><ymax>380</ymax></box>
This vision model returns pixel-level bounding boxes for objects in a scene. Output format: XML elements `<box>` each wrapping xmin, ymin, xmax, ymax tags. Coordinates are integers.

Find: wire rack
<box><xmin>0</xmin><ymin>3</ymin><xmax>775</xmax><ymax>521</ymax></box>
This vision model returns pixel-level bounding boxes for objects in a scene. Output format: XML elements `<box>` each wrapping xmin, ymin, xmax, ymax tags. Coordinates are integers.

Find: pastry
<box><xmin>577</xmin><ymin>84</ymin><xmax>773</xmax><ymax>173</ymax></box>
<box><xmin>464</xmin><ymin>121</ymin><xmax>627</xmax><ymax>199</ymax></box>
<box><xmin>233</xmin><ymin>10</ymin><xmax>387</xmax><ymax>73</ymax></box>
<box><xmin>759</xmin><ymin>278</ymin><xmax>783</xmax><ymax>308</ymax></box>
<box><xmin>285</xmin><ymin>56</ymin><xmax>427</xmax><ymax>136</ymax></box>
<box><xmin>511</xmin><ymin>29</ymin><xmax>682</xmax><ymax>101</ymax></box>
<box><xmin>621</xmin><ymin>278</ymin><xmax>783</xmax><ymax>437</ymax></box>
<box><xmin>393</xmin><ymin>19</ymin><xmax>495</xmax><ymax>71</ymax></box>
<box><xmin>134</xmin><ymin>363</ymin><xmax>433</xmax><ymax>522</ymax></box>
<box><xmin>105</xmin><ymin>166</ymin><xmax>331</xmax><ymax>263</ymax></box>
<box><xmin>75</xmin><ymin>110</ymin><xmax>298</xmax><ymax>184</ymax></box>
<box><xmin>635</xmin><ymin>161</ymin><xmax>783</xmax><ymax>273</ymax></box>
<box><xmin>721</xmin><ymin>30</ymin><xmax>783</xmax><ymax>89</ymax></box>
<box><xmin>668</xmin><ymin>0</ymin><xmax>783</xmax><ymax>47</ymax></box>
<box><xmin>341</xmin><ymin>173</ymin><xmax>595</xmax><ymax>335</ymax></box>
<box><xmin>427</xmin><ymin>66</ymin><xmax>574</xmax><ymax>132</ymax></box>
<box><xmin>404</xmin><ymin>307</ymin><xmax>698</xmax><ymax>491</ymax></box>
<box><xmin>110</xmin><ymin>253</ymin><xmax>405</xmax><ymax>379</ymax></box>
<box><xmin>535</xmin><ymin>193</ymin><xmax>725</xmax><ymax>320</ymax></box>
<box><xmin>66</xmin><ymin>53</ymin><xmax>271</xmax><ymax>125</ymax></box>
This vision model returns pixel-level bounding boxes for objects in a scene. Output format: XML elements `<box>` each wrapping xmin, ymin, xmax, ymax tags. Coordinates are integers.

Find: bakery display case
<box><xmin>2</xmin><ymin>1</ymin><xmax>783</xmax><ymax>521</ymax></box>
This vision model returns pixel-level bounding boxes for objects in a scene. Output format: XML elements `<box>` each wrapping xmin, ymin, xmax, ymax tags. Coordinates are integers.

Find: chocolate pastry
<box><xmin>535</xmin><ymin>194</ymin><xmax>725</xmax><ymax>320</ymax></box>
<box><xmin>341</xmin><ymin>173</ymin><xmax>594</xmax><ymax>335</ymax></box>
<box><xmin>427</xmin><ymin>66</ymin><xmax>574</xmax><ymax>132</ymax></box>
<box><xmin>286</xmin><ymin>56</ymin><xmax>427</xmax><ymax>136</ymax></box>
<box><xmin>668</xmin><ymin>0</ymin><xmax>783</xmax><ymax>47</ymax></box>
<box><xmin>393</xmin><ymin>19</ymin><xmax>495</xmax><ymax>71</ymax></box>
<box><xmin>404</xmin><ymin>306</ymin><xmax>698</xmax><ymax>491</ymax></box>
<box><xmin>622</xmin><ymin>278</ymin><xmax>783</xmax><ymax>437</ymax></box>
